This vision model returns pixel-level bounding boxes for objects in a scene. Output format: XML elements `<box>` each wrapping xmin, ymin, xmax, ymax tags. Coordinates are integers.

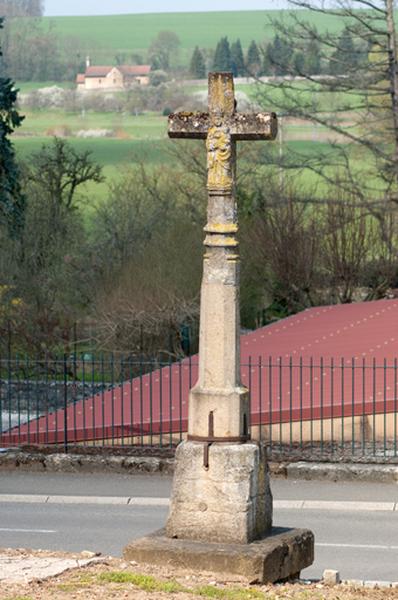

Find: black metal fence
<box><xmin>1</xmin><ymin>354</ymin><xmax>398</xmax><ymax>460</ymax></box>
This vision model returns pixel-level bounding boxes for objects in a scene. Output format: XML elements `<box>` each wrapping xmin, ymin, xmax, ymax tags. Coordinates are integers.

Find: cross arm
<box><xmin>168</xmin><ymin>111</ymin><xmax>278</xmax><ymax>141</ymax></box>
<box><xmin>168</xmin><ymin>112</ymin><xmax>210</xmax><ymax>139</ymax></box>
<box><xmin>229</xmin><ymin>113</ymin><xmax>278</xmax><ymax>140</ymax></box>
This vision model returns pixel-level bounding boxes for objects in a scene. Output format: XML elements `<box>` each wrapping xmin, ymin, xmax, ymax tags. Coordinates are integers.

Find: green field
<box><xmin>40</xmin><ymin>10</ymin><xmax>348</xmax><ymax>65</ymax></box>
<box><xmin>13</xmin><ymin>130</ymin><xmax>342</xmax><ymax>204</ymax></box>
<box><xmin>16</xmin><ymin>110</ymin><xmax>167</xmax><ymax>138</ymax></box>
<box><xmin>14</xmin><ymin>134</ymin><xmax>172</xmax><ymax>202</ymax></box>
<box><xmin>15</xmin><ymin>81</ymin><xmax>74</xmax><ymax>93</ymax></box>
<box><xmin>14</xmin><ymin>136</ymin><xmax>170</xmax><ymax>165</ymax></box>
<box><xmin>12</xmin><ymin>77</ymin><xmax>362</xmax><ymax>204</ymax></box>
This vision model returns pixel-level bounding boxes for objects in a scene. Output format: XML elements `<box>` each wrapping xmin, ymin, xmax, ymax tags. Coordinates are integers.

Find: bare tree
<box><xmin>93</xmin><ymin>215</ymin><xmax>202</xmax><ymax>358</ymax></box>
<box><xmin>322</xmin><ymin>193</ymin><xmax>380</xmax><ymax>303</ymax></box>
<box><xmin>148</xmin><ymin>30</ymin><xmax>181</xmax><ymax>71</ymax></box>
<box><xmin>27</xmin><ymin>138</ymin><xmax>103</xmax><ymax>214</ymax></box>
<box><xmin>255</xmin><ymin>0</ymin><xmax>398</xmax><ymax>210</ymax></box>
<box><xmin>240</xmin><ymin>176</ymin><xmax>322</xmax><ymax>320</ymax></box>
<box><xmin>0</xmin><ymin>0</ymin><xmax>44</xmax><ymax>17</ymax></box>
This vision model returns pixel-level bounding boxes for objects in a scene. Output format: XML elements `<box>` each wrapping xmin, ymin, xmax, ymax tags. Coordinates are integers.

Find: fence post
<box><xmin>63</xmin><ymin>353</ymin><xmax>68</xmax><ymax>453</ymax></box>
<box><xmin>395</xmin><ymin>358</ymin><xmax>397</xmax><ymax>457</ymax></box>
<box><xmin>248</xmin><ymin>355</ymin><xmax>252</xmax><ymax>437</ymax></box>
<box><xmin>0</xmin><ymin>354</ymin><xmax>2</xmax><ymax>445</ymax></box>
<box><xmin>351</xmin><ymin>357</ymin><xmax>355</xmax><ymax>456</ymax></box>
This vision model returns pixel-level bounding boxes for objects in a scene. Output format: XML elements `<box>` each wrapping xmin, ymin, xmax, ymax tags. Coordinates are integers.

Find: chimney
<box><xmin>86</xmin><ymin>56</ymin><xmax>91</xmax><ymax>69</ymax></box>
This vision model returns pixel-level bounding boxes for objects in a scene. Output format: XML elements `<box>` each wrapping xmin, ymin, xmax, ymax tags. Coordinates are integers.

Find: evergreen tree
<box><xmin>246</xmin><ymin>40</ymin><xmax>261</xmax><ymax>75</ymax></box>
<box><xmin>293</xmin><ymin>51</ymin><xmax>305</xmax><ymax>75</ymax></box>
<box><xmin>189</xmin><ymin>46</ymin><xmax>206</xmax><ymax>79</ymax></box>
<box><xmin>266</xmin><ymin>35</ymin><xmax>292</xmax><ymax>75</ymax></box>
<box><xmin>0</xmin><ymin>18</ymin><xmax>24</xmax><ymax>236</ymax></box>
<box><xmin>329</xmin><ymin>27</ymin><xmax>358</xmax><ymax>75</ymax></box>
<box><xmin>213</xmin><ymin>37</ymin><xmax>232</xmax><ymax>72</ymax></box>
<box><xmin>231</xmin><ymin>39</ymin><xmax>245</xmax><ymax>77</ymax></box>
<box><xmin>305</xmin><ymin>40</ymin><xmax>321</xmax><ymax>75</ymax></box>
<box><xmin>262</xmin><ymin>43</ymin><xmax>273</xmax><ymax>75</ymax></box>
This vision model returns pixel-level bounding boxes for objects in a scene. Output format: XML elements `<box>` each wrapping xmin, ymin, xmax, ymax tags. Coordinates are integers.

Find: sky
<box><xmin>44</xmin><ymin>0</ymin><xmax>284</xmax><ymax>16</ymax></box>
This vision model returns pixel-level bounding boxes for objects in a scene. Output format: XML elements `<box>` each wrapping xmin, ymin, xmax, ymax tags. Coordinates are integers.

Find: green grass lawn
<box><xmin>13</xmin><ymin>130</ymin><xmax>343</xmax><ymax>204</ymax></box>
<box><xmin>12</xmin><ymin>101</ymin><xmax>364</xmax><ymax>207</ymax></box>
<box><xmin>14</xmin><ymin>135</ymin><xmax>172</xmax><ymax>203</ymax></box>
<box><xmin>17</xmin><ymin>109</ymin><xmax>167</xmax><ymax>139</ymax></box>
<box><xmin>40</xmin><ymin>9</ymin><xmax>348</xmax><ymax>66</ymax></box>
<box><xmin>14</xmin><ymin>136</ymin><xmax>169</xmax><ymax>165</ymax></box>
<box><xmin>14</xmin><ymin>108</ymin><xmax>168</xmax><ymax>201</ymax></box>
<box><xmin>16</xmin><ymin>81</ymin><xmax>74</xmax><ymax>93</ymax></box>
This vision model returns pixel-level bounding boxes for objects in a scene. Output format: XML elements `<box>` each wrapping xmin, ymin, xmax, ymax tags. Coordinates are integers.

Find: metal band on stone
<box><xmin>187</xmin><ymin>434</ymin><xmax>250</xmax><ymax>443</ymax></box>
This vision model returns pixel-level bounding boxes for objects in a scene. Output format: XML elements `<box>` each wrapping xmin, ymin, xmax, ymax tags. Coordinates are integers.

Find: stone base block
<box><xmin>166</xmin><ymin>441</ymin><xmax>272</xmax><ymax>544</ymax></box>
<box><xmin>123</xmin><ymin>527</ymin><xmax>314</xmax><ymax>584</ymax></box>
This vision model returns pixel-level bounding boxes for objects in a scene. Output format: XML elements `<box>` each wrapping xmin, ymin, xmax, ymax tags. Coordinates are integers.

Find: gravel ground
<box><xmin>1</xmin><ymin>548</ymin><xmax>397</xmax><ymax>600</ymax></box>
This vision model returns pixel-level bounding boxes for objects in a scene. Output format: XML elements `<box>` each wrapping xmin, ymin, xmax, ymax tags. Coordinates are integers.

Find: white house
<box><xmin>76</xmin><ymin>59</ymin><xmax>151</xmax><ymax>91</ymax></box>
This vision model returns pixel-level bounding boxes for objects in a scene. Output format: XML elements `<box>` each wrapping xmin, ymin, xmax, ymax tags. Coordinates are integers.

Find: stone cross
<box><xmin>125</xmin><ymin>74</ymin><xmax>313</xmax><ymax>573</ymax></box>
<box><xmin>168</xmin><ymin>73</ymin><xmax>277</xmax><ymax>445</ymax></box>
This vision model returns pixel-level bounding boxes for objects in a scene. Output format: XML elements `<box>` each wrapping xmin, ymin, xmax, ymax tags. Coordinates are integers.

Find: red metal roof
<box><xmin>242</xmin><ymin>299</ymin><xmax>398</xmax><ymax>362</ymax></box>
<box><xmin>3</xmin><ymin>299</ymin><xmax>398</xmax><ymax>445</ymax></box>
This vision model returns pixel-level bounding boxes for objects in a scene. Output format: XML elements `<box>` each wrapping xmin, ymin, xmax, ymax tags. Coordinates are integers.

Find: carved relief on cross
<box><xmin>168</xmin><ymin>73</ymin><xmax>277</xmax><ymax>442</ymax></box>
<box><xmin>169</xmin><ymin>72</ymin><xmax>277</xmax><ymax>195</ymax></box>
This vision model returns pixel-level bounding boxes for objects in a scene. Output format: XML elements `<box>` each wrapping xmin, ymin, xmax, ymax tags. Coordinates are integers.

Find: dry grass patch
<box><xmin>1</xmin><ymin>551</ymin><xmax>398</xmax><ymax>600</ymax></box>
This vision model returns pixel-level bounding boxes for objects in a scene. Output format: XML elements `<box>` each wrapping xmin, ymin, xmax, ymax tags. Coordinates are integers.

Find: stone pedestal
<box><xmin>166</xmin><ymin>441</ymin><xmax>272</xmax><ymax>544</ymax></box>
<box><xmin>123</xmin><ymin>527</ymin><xmax>314</xmax><ymax>584</ymax></box>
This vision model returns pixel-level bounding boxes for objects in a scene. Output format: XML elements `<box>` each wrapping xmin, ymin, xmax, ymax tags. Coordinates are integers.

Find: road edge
<box><xmin>1</xmin><ymin>451</ymin><xmax>398</xmax><ymax>482</ymax></box>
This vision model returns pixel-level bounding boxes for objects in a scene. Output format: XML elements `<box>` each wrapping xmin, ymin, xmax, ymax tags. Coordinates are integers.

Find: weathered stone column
<box><xmin>166</xmin><ymin>73</ymin><xmax>274</xmax><ymax>544</ymax></box>
<box><xmin>189</xmin><ymin>74</ymin><xmax>248</xmax><ymax>442</ymax></box>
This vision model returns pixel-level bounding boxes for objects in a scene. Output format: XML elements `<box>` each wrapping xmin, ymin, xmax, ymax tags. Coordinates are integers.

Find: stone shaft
<box><xmin>195</xmin><ymin>74</ymin><xmax>244</xmax><ymax>439</ymax></box>
<box><xmin>168</xmin><ymin>73</ymin><xmax>278</xmax><ymax>439</ymax></box>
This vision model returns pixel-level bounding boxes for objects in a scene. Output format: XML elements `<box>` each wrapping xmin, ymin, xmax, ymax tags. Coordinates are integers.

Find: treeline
<box><xmin>0</xmin><ymin>12</ymin><xmax>365</xmax><ymax>83</ymax></box>
<box><xmin>0</xmin><ymin>0</ymin><xmax>43</xmax><ymax>17</ymax></box>
<box><xmin>0</xmin><ymin>19</ymin><xmax>87</xmax><ymax>81</ymax></box>
<box><xmin>0</xmin><ymin>139</ymin><xmax>204</xmax><ymax>357</ymax></box>
<box><xmin>1</xmin><ymin>136</ymin><xmax>397</xmax><ymax>357</ymax></box>
<box><xmin>190</xmin><ymin>38</ymin><xmax>255</xmax><ymax>79</ymax></box>
<box><xmin>189</xmin><ymin>27</ymin><xmax>365</xmax><ymax>78</ymax></box>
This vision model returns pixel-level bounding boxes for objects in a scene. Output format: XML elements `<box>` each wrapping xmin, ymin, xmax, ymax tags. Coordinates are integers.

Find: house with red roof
<box><xmin>76</xmin><ymin>58</ymin><xmax>151</xmax><ymax>91</ymax></box>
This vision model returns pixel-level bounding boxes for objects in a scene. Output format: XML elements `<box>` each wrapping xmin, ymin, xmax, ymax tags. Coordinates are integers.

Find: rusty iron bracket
<box><xmin>187</xmin><ymin>412</ymin><xmax>250</xmax><ymax>469</ymax></box>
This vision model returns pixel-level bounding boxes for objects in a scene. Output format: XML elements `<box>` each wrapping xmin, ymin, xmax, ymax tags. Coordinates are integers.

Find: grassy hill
<box><xmin>41</xmin><ymin>10</ymin><xmax>347</xmax><ymax>65</ymax></box>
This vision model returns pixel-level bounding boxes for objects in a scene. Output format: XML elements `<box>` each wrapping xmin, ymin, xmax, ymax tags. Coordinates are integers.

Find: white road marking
<box><xmin>0</xmin><ymin>495</ymin><xmax>397</xmax><ymax>511</ymax></box>
<box><xmin>302</xmin><ymin>500</ymin><xmax>395</xmax><ymax>512</ymax></box>
<box><xmin>0</xmin><ymin>527</ymin><xmax>57</xmax><ymax>533</ymax></box>
<box><xmin>0</xmin><ymin>494</ymin><xmax>170</xmax><ymax>506</ymax></box>
<box><xmin>46</xmin><ymin>495</ymin><xmax>130</xmax><ymax>505</ymax></box>
<box><xmin>128</xmin><ymin>497</ymin><xmax>169</xmax><ymax>506</ymax></box>
<box><xmin>317</xmin><ymin>542</ymin><xmax>398</xmax><ymax>550</ymax></box>
<box><xmin>0</xmin><ymin>495</ymin><xmax>49</xmax><ymax>503</ymax></box>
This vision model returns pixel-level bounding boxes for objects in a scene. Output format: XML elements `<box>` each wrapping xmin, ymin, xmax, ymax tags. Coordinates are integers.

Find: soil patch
<box><xmin>0</xmin><ymin>548</ymin><xmax>397</xmax><ymax>600</ymax></box>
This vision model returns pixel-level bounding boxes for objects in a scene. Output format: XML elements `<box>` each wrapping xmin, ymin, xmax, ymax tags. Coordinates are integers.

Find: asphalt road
<box><xmin>1</xmin><ymin>472</ymin><xmax>398</xmax><ymax>582</ymax></box>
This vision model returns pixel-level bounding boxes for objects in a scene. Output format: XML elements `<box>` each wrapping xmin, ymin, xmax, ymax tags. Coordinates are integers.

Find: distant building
<box><xmin>76</xmin><ymin>57</ymin><xmax>151</xmax><ymax>91</ymax></box>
